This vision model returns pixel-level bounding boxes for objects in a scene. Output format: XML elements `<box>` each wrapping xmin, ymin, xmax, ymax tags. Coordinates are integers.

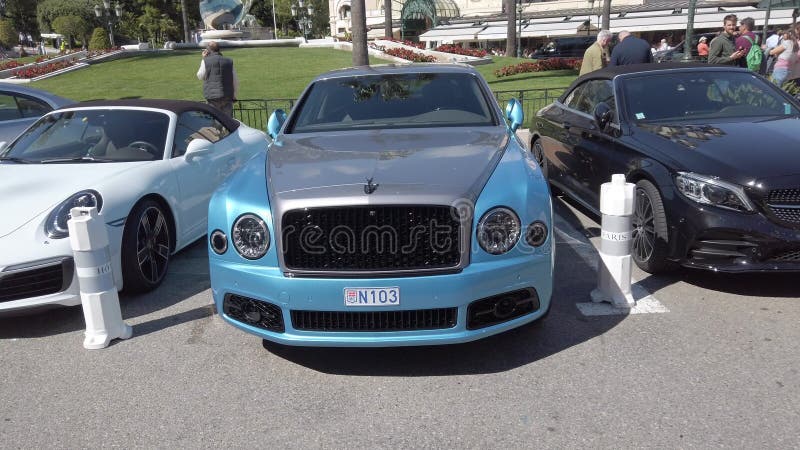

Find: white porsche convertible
<box><xmin>0</xmin><ymin>100</ymin><xmax>267</xmax><ymax>312</ymax></box>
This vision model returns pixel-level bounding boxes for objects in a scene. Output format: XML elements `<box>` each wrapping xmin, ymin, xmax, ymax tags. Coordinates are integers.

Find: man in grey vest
<box><xmin>196</xmin><ymin>41</ymin><xmax>239</xmax><ymax>117</ymax></box>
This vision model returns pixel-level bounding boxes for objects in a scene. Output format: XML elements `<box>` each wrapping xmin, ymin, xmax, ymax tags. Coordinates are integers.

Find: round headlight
<box><xmin>477</xmin><ymin>207</ymin><xmax>521</xmax><ymax>255</ymax></box>
<box><xmin>232</xmin><ymin>214</ymin><xmax>270</xmax><ymax>260</ymax></box>
<box><xmin>526</xmin><ymin>221</ymin><xmax>548</xmax><ymax>247</ymax></box>
<box><xmin>45</xmin><ymin>190</ymin><xmax>103</xmax><ymax>239</ymax></box>
<box><xmin>210</xmin><ymin>229</ymin><xmax>228</xmax><ymax>255</ymax></box>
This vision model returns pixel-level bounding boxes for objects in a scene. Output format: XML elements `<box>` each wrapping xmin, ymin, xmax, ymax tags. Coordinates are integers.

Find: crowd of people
<box><xmin>577</xmin><ymin>14</ymin><xmax>800</xmax><ymax>94</ymax></box>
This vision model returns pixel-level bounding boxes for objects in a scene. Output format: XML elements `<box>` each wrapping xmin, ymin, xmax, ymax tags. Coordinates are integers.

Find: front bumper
<box><xmin>665</xmin><ymin>191</ymin><xmax>800</xmax><ymax>272</ymax></box>
<box><xmin>210</xmin><ymin>252</ymin><xmax>553</xmax><ymax>347</ymax></box>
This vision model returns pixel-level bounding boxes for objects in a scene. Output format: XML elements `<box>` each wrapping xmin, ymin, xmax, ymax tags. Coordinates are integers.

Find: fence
<box><xmin>233</xmin><ymin>87</ymin><xmax>568</xmax><ymax>131</ymax></box>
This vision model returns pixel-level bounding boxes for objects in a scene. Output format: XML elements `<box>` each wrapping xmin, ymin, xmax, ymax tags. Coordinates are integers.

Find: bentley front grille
<box><xmin>282</xmin><ymin>205</ymin><xmax>462</xmax><ymax>273</ymax></box>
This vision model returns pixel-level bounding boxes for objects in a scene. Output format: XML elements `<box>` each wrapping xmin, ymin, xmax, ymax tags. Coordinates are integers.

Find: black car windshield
<box><xmin>1</xmin><ymin>109</ymin><xmax>170</xmax><ymax>163</ymax></box>
<box><xmin>623</xmin><ymin>72</ymin><xmax>800</xmax><ymax>123</ymax></box>
<box><xmin>288</xmin><ymin>73</ymin><xmax>496</xmax><ymax>133</ymax></box>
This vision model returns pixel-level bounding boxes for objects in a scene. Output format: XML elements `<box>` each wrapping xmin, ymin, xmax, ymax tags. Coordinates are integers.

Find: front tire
<box><xmin>632</xmin><ymin>180</ymin><xmax>675</xmax><ymax>274</ymax></box>
<box><xmin>121</xmin><ymin>199</ymin><xmax>172</xmax><ymax>293</ymax></box>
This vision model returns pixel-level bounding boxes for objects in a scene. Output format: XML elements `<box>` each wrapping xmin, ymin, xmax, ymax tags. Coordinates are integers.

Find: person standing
<box><xmin>579</xmin><ymin>30</ymin><xmax>612</xmax><ymax>76</ymax></box>
<box><xmin>708</xmin><ymin>14</ymin><xmax>746</xmax><ymax>65</ymax></box>
<box><xmin>763</xmin><ymin>29</ymin><xmax>782</xmax><ymax>75</ymax></box>
<box><xmin>697</xmin><ymin>36</ymin><xmax>709</xmax><ymax>60</ymax></box>
<box><xmin>610</xmin><ymin>30</ymin><xmax>652</xmax><ymax>66</ymax></box>
<box><xmin>769</xmin><ymin>30</ymin><xmax>796</xmax><ymax>87</ymax></box>
<box><xmin>196</xmin><ymin>41</ymin><xmax>239</xmax><ymax>117</ymax></box>
<box><xmin>735</xmin><ymin>17</ymin><xmax>759</xmax><ymax>69</ymax></box>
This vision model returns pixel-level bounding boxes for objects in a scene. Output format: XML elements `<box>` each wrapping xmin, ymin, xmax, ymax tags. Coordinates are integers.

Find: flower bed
<box><xmin>434</xmin><ymin>45</ymin><xmax>487</xmax><ymax>58</ymax></box>
<box><xmin>384</xmin><ymin>47</ymin><xmax>436</xmax><ymax>63</ymax></box>
<box><xmin>494</xmin><ymin>58</ymin><xmax>581</xmax><ymax>78</ymax></box>
<box><xmin>0</xmin><ymin>60</ymin><xmax>22</xmax><ymax>71</ymax></box>
<box><xmin>12</xmin><ymin>61</ymin><xmax>74</xmax><ymax>79</ymax></box>
<box><xmin>384</xmin><ymin>37</ymin><xmax>425</xmax><ymax>49</ymax></box>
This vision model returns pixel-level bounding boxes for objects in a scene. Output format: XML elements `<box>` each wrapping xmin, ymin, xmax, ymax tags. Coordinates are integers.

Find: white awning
<box><xmin>367</xmin><ymin>27</ymin><xmax>401</xmax><ymax>38</ymax></box>
<box><xmin>419</xmin><ymin>25</ymin><xmax>486</xmax><ymax>42</ymax></box>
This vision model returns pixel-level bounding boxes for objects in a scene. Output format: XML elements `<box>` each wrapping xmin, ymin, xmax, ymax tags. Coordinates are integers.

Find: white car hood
<box><xmin>0</xmin><ymin>162</ymin><xmax>149</xmax><ymax>238</ymax></box>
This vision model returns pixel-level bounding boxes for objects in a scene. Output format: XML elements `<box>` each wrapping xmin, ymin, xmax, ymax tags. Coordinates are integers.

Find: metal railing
<box><xmin>233</xmin><ymin>87</ymin><xmax>568</xmax><ymax>131</ymax></box>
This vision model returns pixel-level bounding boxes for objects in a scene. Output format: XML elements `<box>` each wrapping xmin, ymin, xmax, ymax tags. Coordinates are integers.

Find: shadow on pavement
<box><xmin>262</xmin><ymin>202</ymin><xmax>628</xmax><ymax>376</ymax></box>
<box><xmin>0</xmin><ymin>239</ymin><xmax>209</xmax><ymax>339</ymax></box>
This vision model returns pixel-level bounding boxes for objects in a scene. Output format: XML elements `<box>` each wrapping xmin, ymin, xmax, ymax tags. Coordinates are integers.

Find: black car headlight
<box><xmin>232</xmin><ymin>214</ymin><xmax>270</xmax><ymax>260</ymax></box>
<box><xmin>45</xmin><ymin>190</ymin><xmax>103</xmax><ymax>239</ymax></box>
<box><xmin>477</xmin><ymin>207</ymin><xmax>521</xmax><ymax>255</ymax></box>
<box><xmin>674</xmin><ymin>172</ymin><xmax>755</xmax><ymax>212</ymax></box>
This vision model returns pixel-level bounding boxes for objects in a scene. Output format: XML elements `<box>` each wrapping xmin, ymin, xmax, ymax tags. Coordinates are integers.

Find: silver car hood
<box><xmin>268</xmin><ymin>127</ymin><xmax>509</xmax><ymax>211</ymax></box>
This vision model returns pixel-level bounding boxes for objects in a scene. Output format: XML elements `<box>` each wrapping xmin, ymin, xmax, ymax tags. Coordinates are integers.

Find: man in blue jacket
<box><xmin>609</xmin><ymin>31</ymin><xmax>653</xmax><ymax>66</ymax></box>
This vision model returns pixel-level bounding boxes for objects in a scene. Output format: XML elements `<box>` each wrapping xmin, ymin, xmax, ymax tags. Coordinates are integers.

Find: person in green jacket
<box><xmin>579</xmin><ymin>30</ymin><xmax>612</xmax><ymax>76</ymax></box>
<box><xmin>708</xmin><ymin>14</ymin><xmax>747</xmax><ymax>65</ymax></box>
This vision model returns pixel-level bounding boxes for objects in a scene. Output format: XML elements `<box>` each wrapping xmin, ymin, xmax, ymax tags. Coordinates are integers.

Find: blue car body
<box><xmin>208</xmin><ymin>64</ymin><xmax>554</xmax><ymax>347</ymax></box>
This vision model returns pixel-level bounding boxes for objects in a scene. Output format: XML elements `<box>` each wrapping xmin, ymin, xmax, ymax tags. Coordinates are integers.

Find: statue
<box><xmin>199</xmin><ymin>0</ymin><xmax>253</xmax><ymax>30</ymax></box>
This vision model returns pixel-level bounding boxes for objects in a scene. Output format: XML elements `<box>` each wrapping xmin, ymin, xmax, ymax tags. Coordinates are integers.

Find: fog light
<box><xmin>526</xmin><ymin>221</ymin><xmax>548</xmax><ymax>247</ymax></box>
<box><xmin>210</xmin><ymin>230</ymin><xmax>228</xmax><ymax>254</ymax></box>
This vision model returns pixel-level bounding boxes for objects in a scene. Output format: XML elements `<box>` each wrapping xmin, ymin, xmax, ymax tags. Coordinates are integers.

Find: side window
<box><xmin>17</xmin><ymin>96</ymin><xmax>52</xmax><ymax>118</ymax></box>
<box><xmin>565</xmin><ymin>80</ymin><xmax>615</xmax><ymax>115</ymax></box>
<box><xmin>0</xmin><ymin>94</ymin><xmax>22</xmax><ymax>122</ymax></box>
<box><xmin>172</xmin><ymin>110</ymin><xmax>231</xmax><ymax>157</ymax></box>
<box><xmin>563</xmin><ymin>84</ymin><xmax>587</xmax><ymax>111</ymax></box>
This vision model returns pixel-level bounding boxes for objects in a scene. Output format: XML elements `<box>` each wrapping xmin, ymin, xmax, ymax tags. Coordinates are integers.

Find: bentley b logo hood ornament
<box><xmin>364</xmin><ymin>177</ymin><xmax>379</xmax><ymax>194</ymax></box>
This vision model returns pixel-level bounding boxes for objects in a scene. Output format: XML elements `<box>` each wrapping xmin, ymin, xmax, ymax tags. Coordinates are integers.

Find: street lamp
<box><xmin>291</xmin><ymin>0</ymin><xmax>315</xmax><ymax>42</ymax></box>
<box><xmin>94</xmin><ymin>0</ymin><xmax>123</xmax><ymax>47</ymax></box>
<box><xmin>517</xmin><ymin>0</ymin><xmax>524</xmax><ymax>58</ymax></box>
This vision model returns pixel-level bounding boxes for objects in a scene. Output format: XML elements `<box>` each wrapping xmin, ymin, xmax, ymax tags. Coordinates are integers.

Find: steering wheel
<box><xmin>127</xmin><ymin>140</ymin><xmax>159</xmax><ymax>157</ymax></box>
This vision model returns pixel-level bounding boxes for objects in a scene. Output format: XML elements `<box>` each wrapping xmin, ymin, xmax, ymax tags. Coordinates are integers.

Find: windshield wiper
<box><xmin>39</xmin><ymin>156</ymin><xmax>115</xmax><ymax>164</ymax></box>
<box><xmin>0</xmin><ymin>156</ymin><xmax>33</xmax><ymax>164</ymax></box>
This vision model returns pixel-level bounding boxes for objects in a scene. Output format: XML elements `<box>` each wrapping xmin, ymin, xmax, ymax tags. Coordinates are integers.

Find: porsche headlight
<box><xmin>232</xmin><ymin>214</ymin><xmax>270</xmax><ymax>260</ymax></box>
<box><xmin>674</xmin><ymin>172</ymin><xmax>755</xmax><ymax>212</ymax></box>
<box><xmin>477</xmin><ymin>207</ymin><xmax>521</xmax><ymax>255</ymax></box>
<box><xmin>45</xmin><ymin>190</ymin><xmax>103</xmax><ymax>239</ymax></box>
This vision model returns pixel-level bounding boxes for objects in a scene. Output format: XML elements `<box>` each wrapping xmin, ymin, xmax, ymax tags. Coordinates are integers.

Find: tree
<box><xmin>137</xmin><ymin>5</ymin><xmax>179</xmax><ymax>46</ymax></box>
<box><xmin>601</xmin><ymin>0</ymin><xmax>611</xmax><ymax>30</ymax></box>
<box><xmin>37</xmin><ymin>0</ymin><xmax>95</xmax><ymax>33</ymax></box>
<box><xmin>384</xmin><ymin>0</ymin><xmax>392</xmax><ymax>39</ymax></box>
<box><xmin>179</xmin><ymin>0</ymin><xmax>189</xmax><ymax>43</ymax></box>
<box><xmin>52</xmin><ymin>15</ymin><xmax>91</xmax><ymax>47</ymax></box>
<box><xmin>88</xmin><ymin>27</ymin><xmax>111</xmax><ymax>50</ymax></box>
<box><xmin>4</xmin><ymin>0</ymin><xmax>40</xmax><ymax>38</ymax></box>
<box><xmin>351</xmin><ymin>0</ymin><xmax>367</xmax><ymax>65</ymax></box>
<box><xmin>505</xmin><ymin>0</ymin><xmax>516</xmax><ymax>57</ymax></box>
<box><xmin>0</xmin><ymin>19</ymin><xmax>19</xmax><ymax>49</ymax></box>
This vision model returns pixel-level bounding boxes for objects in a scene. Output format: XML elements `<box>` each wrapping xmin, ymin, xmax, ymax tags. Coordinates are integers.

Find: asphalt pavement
<box><xmin>1</xmin><ymin>198</ymin><xmax>798</xmax><ymax>448</ymax></box>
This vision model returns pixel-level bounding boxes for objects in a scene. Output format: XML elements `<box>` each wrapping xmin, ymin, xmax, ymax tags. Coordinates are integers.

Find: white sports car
<box><xmin>0</xmin><ymin>100</ymin><xmax>267</xmax><ymax>312</ymax></box>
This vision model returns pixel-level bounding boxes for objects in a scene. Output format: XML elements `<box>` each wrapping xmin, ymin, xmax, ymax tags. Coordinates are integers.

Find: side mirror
<box><xmin>593</xmin><ymin>102</ymin><xmax>614</xmax><ymax>132</ymax></box>
<box><xmin>185</xmin><ymin>138</ymin><xmax>213</xmax><ymax>160</ymax></box>
<box><xmin>505</xmin><ymin>98</ymin><xmax>524</xmax><ymax>132</ymax></box>
<box><xmin>267</xmin><ymin>109</ymin><xmax>287</xmax><ymax>139</ymax></box>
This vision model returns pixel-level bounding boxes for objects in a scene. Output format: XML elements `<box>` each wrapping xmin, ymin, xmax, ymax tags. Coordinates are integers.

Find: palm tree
<box><xmin>351</xmin><ymin>0</ymin><xmax>368</xmax><ymax>65</ymax></box>
<box><xmin>505</xmin><ymin>0</ymin><xmax>516</xmax><ymax>57</ymax></box>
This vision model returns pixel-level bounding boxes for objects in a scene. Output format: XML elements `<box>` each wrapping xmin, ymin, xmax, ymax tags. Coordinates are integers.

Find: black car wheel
<box><xmin>121</xmin><ymin>199</ymin><xmax>172</xmax><ymax>293</ymax></box>
<box><xmin>632</xmin><ymin>180</ymin><xmax>675</xmax><ymax>273</ymax></box>
<box><xmin>532</xmin><ymin>138</ymin><xmax>549</xmax><ymax>179</ymax></box>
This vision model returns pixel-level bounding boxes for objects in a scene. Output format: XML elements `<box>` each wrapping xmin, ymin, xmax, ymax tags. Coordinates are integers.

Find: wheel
<box><xmin>531</xmin><ymin>138</ymin><xmax>560</xmax><ymax>195</ymax></box>
<box><xmin>121</xmin><ymin>199</ymin><xmax>172</xmax><ymax>293</ymax></box>
<box><xmin>127</xmin><ymin>140</ymin><xmax>159</xmax><ymax>157</ymax></box>
<box><xmin>631</xmin><ymin>180</ymin><xmax>676</xmax><ymax>273</ymax></box>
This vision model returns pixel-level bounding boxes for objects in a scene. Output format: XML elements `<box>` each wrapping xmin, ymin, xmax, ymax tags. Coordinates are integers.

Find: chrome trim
<box><xmin>2</xmin><ymin>256</ymin><xmax>72</xmax><ymax>273</ymax></box>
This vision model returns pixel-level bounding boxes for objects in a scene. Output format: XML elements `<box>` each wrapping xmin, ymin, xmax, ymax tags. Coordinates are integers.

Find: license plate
<box><xmin>344</xmin><ymin>287</ymin><xmax>400</xmax><ymax>307</ymax></box>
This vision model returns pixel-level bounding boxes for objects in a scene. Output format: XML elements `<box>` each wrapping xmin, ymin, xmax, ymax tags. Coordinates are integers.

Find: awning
<box><xmin>419</xmin><ymin>24</ymin><xmax>487</xmax><ymax>42</ymax></box>
<box><xmin>367</xmin><ymin>27</ymin><xmax>402</xmax><ymax>38</ymax></box>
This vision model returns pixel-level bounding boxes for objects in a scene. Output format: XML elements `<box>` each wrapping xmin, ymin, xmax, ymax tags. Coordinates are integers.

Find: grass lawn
<box><xmin>31</xmin><ymin>47</ymin><xmax>576</xmax><ymax>102</ymax></box>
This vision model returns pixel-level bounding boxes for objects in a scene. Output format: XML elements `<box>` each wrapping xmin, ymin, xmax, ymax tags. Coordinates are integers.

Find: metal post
<box><xmin>517</xmin><ymin>0</ymin><xmax>523</xmax><ymax>58</ymax></box>
<box><xmin>683</xmin><ymin>0</ymin><xmax>697</xmax><ymax>62</ymax></box>
<box><xmin>763</xmin><ymin>0</ymin><xmax>772</xmax><ymax>44</ymax></box>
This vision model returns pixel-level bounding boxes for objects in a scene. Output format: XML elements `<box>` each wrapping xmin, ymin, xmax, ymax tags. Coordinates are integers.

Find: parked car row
<box><xmin>2</xmin><ymin>62</ymin><xmax>798</xmax><ymax>349</ymax></box>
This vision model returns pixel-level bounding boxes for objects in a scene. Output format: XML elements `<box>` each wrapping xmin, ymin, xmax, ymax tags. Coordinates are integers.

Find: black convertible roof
<box><xmin>61</xmin><ymin>99</ymin><xmax>240</xmax><ymax>131</ymax></box>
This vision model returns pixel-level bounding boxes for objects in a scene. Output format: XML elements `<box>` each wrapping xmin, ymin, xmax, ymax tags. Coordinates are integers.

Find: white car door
<box><xmin>169</xmin><ymin>109</ymin><xmax>240</xmax><ymax>242</ymax></box>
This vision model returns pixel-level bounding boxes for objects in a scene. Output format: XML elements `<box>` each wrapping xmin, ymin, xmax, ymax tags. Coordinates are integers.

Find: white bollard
<box><xmin>67</xmin><ymin>207</ymin><xmax>132</xmax><ymax>349</ymax></box>
<box><xmin>590</xmin><ymin>174</ymin><xmax>636</xmax><ymax>308</ymax></box>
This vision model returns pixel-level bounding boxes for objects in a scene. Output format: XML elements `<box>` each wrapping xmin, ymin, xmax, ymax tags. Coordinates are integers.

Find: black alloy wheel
<box><xmin>532</xmin><ymin>139</ymin><xmax>549</xmax><ymax>179</ymax></box>
<box><xmin>631</xmin><ymin>180</ymin><xmax>675</xmax><ymax>273</ymax></box>
<box><xmin>121</xmin><ymin>199</ymin><xmax>172</xmax><ymax>293</ymax></box>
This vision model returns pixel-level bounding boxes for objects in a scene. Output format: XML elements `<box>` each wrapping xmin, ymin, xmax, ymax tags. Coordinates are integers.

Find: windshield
<box><xmin>0</xmin><ymin>109</ymin><xmax>170</xmax><ymax>163</ymax></box>
<box><xmin>288</xmin><ymin>73</ymin><xmax>496</xmax><ymax>133</ymax></box>
<box><xmin>623</xmin><ymin>72</ymin><xmax>800</xmax><ymax>123</ymax></box>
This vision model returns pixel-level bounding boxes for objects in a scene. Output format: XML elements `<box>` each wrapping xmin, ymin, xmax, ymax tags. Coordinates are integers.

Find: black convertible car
<box><xmin>531</xmin><ymin>63</ymin><xmax>800</xmax><ymax>273</ymax></box>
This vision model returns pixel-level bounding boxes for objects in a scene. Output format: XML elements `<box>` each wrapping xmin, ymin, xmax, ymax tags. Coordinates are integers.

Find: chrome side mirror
<box><xmin>505</xmin><ymin>99</ymin><xmax>524</xmax><ymax>132</ymax></box>
<box><xmin>267</xmin><ymin>109</ymin><xmax>287</xmax><ymax>139</ymax></box>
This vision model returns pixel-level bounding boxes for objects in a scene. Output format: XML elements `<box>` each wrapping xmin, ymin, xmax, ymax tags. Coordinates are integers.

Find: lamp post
<box><xmin>516</xmin><ymin>0</ymin><xmax>523</xmax><ymax>58</ymax></box>
<box><xmin>94</xmin><ymin>1</ymin><xmax>123</xmax><ymax>47</ymax></box>
<box><xmin>291</xmin><ymin>0</ymin><xmax>315</xmax><ymax>42</ymax></box>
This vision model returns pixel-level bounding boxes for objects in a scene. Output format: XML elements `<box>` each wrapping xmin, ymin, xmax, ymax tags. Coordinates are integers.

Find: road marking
<box><xmin>554</xmin><ymin>226</ymin><xmax>669</xmax><ymax>316</ymax></box>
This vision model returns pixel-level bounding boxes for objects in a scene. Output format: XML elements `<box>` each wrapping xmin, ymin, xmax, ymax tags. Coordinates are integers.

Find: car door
<box><xmin>0</xmin><ymin>92</ymin><xmax>53</xmax><ymax>143</ymax></box>
<box><xmin>169</xmin><ymin>110</ymin><xmax>236</xmax><ymax>241</ymax></box>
